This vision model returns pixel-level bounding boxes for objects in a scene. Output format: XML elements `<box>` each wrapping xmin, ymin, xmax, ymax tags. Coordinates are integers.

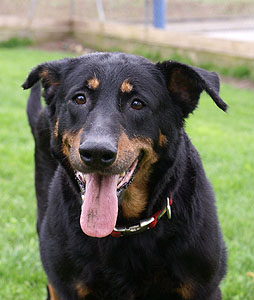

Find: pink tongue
<box><xmin>80</xmin><ymin>174</ymin><xmax>119</xmax><ymax>238</ymax></box>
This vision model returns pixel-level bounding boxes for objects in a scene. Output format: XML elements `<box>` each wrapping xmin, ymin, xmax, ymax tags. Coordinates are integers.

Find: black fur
<box><xmin>23</xmin><ymin>52</ymin><xmax>227</xmax><ymax>300</ymax></box>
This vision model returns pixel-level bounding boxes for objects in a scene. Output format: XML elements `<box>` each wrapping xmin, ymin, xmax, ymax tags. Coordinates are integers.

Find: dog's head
<box><xmin>23</xmin><ymin>52</ymin><xmax>227</xmax><ymax>238</ymax></box>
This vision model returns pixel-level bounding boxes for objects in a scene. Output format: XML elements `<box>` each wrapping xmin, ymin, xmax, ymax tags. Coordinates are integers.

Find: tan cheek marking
<box><xmin>159</xmin><ymin>130</ymin><xmax>167</xmax><ymax>147</ymax></box>
<box><xmin>120</xmin><ymin>79</ymin><xmax>133</xmax><ymax>93</ymax></box>
<box><xmin>75</xmin><ymin>282</ymin><xmax>91</xmax><ymax>299</ymax></box>
<box><xmin>62</xmin><ymin>132</ymin><xmax>71</xmax><ymax>158</ymax></box>
<box><xmin>87</xmin><ymin>76</ymin><xmax>99</xmax><ymax>90</ymax></box>
<box><xmin>115</xmin><ymin>131</ymin><xmax>139</xmax><ymax>162</ymax></box>
<box><xmin>175</xmin><ymin>282</ymin><xmax>194</xmax><ymax>299</ymax></box>
<box><xmin>62</xmin><ymin>129</ymin><xmax>82</xmax><ymax>160</ymax></box>
<box><xmin>54</xmin><ymin>119</ymin><xmax>59</xmax><ymax>138</ymax></box>
<box><xmin>117</xmin><ymin>132</ymin><xmax>158</xmax><ymax>218</ymax></box>
<box><xmin>48</xmin><ymin>284</ymin><xmax>60</xmax><ymax>300</ymax></box>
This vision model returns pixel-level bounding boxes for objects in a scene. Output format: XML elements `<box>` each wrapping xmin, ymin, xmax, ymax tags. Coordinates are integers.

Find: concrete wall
<box><xmin>1</xmin><ymin>17</ymin><xmax>254</xmax><ymax>71</ymax></box>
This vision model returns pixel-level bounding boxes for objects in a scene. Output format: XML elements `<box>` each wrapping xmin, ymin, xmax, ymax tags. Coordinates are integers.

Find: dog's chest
<box><xmin>72</xmin><ymin>243</ymin><xmax>185</xmax><ymax>299</ymax></box>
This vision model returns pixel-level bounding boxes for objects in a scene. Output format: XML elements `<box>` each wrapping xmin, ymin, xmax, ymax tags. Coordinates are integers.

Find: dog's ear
<box><xmin>22</xmin><ymin>60</ymin><xmax>63</xmax><ymax>94</ymax></box>
<box><xmin>157</xmin><ymin>61</ymin><xmax>228</xmax><ymax>117</ymax></box>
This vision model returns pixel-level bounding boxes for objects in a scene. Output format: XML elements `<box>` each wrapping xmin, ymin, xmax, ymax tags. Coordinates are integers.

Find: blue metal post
<box><xmin>153</xmin><ymin>0</ymin><xmax>166</xmax><ymax>29</ymax></box>
<box><xmin>96</xmin><ymin>0</ymin><xmax>105</xmax><ymax>23</ymax></box>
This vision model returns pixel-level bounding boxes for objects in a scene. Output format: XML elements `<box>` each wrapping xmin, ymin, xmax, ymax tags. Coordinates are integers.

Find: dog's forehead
<box><xmin>75</xmin><ymin>53</ymin><xmax>157</xmax><ymax>85</ymax></box>
<box><xmin>82</xmin><ymin>52</ymin><xmax>151</xmax><ymax>67</ymax></box>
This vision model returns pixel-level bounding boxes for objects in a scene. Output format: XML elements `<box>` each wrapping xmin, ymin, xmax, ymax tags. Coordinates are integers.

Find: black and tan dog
<box><xmin>23</xmin><ymin>52</ymin><xmax>227</xmax><ymax>300</ymax></box>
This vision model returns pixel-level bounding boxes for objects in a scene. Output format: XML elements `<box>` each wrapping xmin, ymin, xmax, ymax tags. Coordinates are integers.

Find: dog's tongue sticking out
<box><xmin>80</xmin><ymin>174</ymin><xmax>119</xmax><ymax>238</ymax></box>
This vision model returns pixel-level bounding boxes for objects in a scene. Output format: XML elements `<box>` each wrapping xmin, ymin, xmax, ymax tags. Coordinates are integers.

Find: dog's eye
<box><xmin>131</xmin><ymin>99</ymin><xmax>144</xmax><ymax>110</ymax></box>
<box><xmin>72</xmin><ymin>94</ymin><xmax>86</xmax><ymax>105</ymax></box>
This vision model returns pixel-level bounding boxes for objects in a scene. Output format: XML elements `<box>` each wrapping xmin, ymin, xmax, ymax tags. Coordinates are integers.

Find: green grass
<box><xmin>0</xmin><ymin>37</ymin><xmax>33</xmax><ymax>48</ymax></box>
<box><xmin>0</xmin><ymin>48</ymin><xmax>253</xmax><ymax>299</ymax></box>
<box><xmin>186</xmin><ymin>87</ymin><xmax>254</xmax><ymax>299</ymax></box>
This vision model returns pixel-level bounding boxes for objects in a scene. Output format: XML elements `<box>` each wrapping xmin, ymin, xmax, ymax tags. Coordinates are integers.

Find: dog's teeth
<box><xmin>76</xmin><ymin>171</ymin><xmax>86</xmax><ymax>183</ymax></box>
<box><xmin>81</xmin><ymin>195</ymin><xmax>85</xmax><ymax>202</ymax></box>
<box><xmin>117</xmin><ymin>172</ymin><xmax>126</xmax><ymax>186</ymax></box>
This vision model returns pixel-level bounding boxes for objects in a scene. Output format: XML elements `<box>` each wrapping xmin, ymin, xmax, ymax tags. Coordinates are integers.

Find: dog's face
<box><xmin>23</xmin><ymin>53</ymin><xmax>227</xmax><ymax>238</ymax></box>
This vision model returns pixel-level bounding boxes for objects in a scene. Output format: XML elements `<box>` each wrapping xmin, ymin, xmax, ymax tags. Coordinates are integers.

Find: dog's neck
<box><xmin>146</xmin><ymin>130</ymin><xmax>189</xmax><ymax>216</ymax></box>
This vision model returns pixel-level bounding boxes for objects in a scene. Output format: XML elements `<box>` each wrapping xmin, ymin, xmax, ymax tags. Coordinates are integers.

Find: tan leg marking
<box><xmin>48</xmin><ymin>283</ymin><xmax>60</xmax><ymax>300</ymax></box>
<box><xmin>75</xmin><ymin>282</ymin><xmax>91</xmax><ymax>299</ymax></box>
<box><xmin>175</xmin><ymin>281</ymin><xmax>194</xmax><ymax>299</ymax></box>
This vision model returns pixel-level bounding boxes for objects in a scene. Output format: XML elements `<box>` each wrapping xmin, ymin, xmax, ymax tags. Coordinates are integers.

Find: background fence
<box><xmin>1</xmin><ymin>0</ymin><xmax>254</xmax><ymax>28</ymax></box>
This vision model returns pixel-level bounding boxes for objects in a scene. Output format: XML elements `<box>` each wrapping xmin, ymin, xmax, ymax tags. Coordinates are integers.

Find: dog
<box><xmin>23</xmin><ymin>52</ymin><xmax>227</xmax><ymax>300</ymax></box>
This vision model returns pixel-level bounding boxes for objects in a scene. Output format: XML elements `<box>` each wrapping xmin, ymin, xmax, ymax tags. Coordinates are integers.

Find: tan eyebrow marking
<box><xmin>87</xmin><ymin>76</ymin><xmax>100</xmax><ymax>90</ymax></box>
<box><xmin>120</xmin><ymin>79</ymin><xmax>133</xmax><ymax>93</ymax></box>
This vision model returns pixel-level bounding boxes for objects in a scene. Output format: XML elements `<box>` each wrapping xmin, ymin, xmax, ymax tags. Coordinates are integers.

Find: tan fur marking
<box><xmin>48</xmin><ymin>283</ymin><xmax>60</xmax><ymax>300</ymax></box>
<box><xmin>62</xmin><ymin>133</ymin><xmax>71</xmax><ymax>158</ymax></box>
<box><xmin>75</xmin><ymin>282</ymin><xmax>91</xmax><ymax>299</ymax></box>
<box><xmin>117</xmin><ymin>132</ymin><xmax>158</xmax><ymax>218</ymax></box>
<box><xmin>40</xmin><ymin>69</ymin><xmax>49</xmax><ymax>79</ymax></box>
<box><xmin>62</xmin><ymin>129</ymin><xmax>82</xmax><ymax>160</ymax></box>
<box><xmin>159</xmin><ymin>130</ymin><xmax>167</xmax><ymax>147</ymax></box>
<box><xmin>175</xmin><ymin>282</ymin><xmax>194</xmax><ymax>299</ymax></box>
<box><xmin>54</xmin><ymin>119</ymin><xmax>59</xmax><ymax>138</ymax></box>
<box><xmin>120</xmin><ymin>79</ymin><xmax>133</xmax><ymax>93</ymax></box>
<box><xmin>40</xmin><ymin>69</ymin><xmax>60</xmax><ymax>86</ymax></box>
<box><xmin>51</xmin><ymin>81</ymin><xmax>61</xmax><ymax>86</ymax></box>
<box><xmin>87</xmin><ymin>76</ymin><xmax>99</xmax><ymax>90</ymax></box>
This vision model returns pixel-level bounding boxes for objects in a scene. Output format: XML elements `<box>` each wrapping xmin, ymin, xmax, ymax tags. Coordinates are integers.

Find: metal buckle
<box><xmin>113</xmin><ymin>217</ymin><xmax>154</xmax><ymax>236</ymax></box>
<box><xmin>112</xmin><ymin>195</ymin><xmax>172</xmax><ymax>237</ymax></box>
<box><xmin>166</xmin><ymin>197</ymin><xmax>171</xmax><ymax>219</ymax></box>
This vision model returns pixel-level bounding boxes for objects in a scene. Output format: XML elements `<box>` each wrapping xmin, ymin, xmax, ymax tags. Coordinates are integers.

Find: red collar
<box><xmin>111</xmin><ymin>193</ymin><xmax>173</xmax><ymax>238</ymax></box>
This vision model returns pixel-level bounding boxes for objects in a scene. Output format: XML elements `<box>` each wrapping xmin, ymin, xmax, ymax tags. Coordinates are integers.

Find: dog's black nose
<box><xmin>79</xmin><ymin>141</ymin><xmax>117</xmax><ymax>168</ymax></box>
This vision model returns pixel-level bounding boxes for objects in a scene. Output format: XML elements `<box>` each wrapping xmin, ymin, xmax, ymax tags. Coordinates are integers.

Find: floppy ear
<box><xmin>156</xmin><ymin>61</ymin><xmax>228</xmax><ymax>117</ymax></box>
<box><xmin>22</xmin><ymin>61</ymin><xmax>62</xmax><ymax>89</ymax></box>
<box><xmin>22</xmin><ymin>60</ymin><xmax>64</xmax><ymax>105</ymax></box>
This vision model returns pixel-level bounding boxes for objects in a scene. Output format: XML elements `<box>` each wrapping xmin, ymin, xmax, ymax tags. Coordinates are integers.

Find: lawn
<box><xmin>0</xmin><ymin>47</ymin><xmax>253</xmax><ymax>300</ymax></box>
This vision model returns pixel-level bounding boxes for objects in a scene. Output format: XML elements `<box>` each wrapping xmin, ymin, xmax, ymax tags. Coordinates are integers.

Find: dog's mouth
<box><xmin>75</xmin><ymin>156</ymin><xmax>140</xmax><ymax>238</ymax></box>
<box><xmin>76</xmin><ymin>158</ymin><xmax>138</xmax><ymax>198</ymax></box>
